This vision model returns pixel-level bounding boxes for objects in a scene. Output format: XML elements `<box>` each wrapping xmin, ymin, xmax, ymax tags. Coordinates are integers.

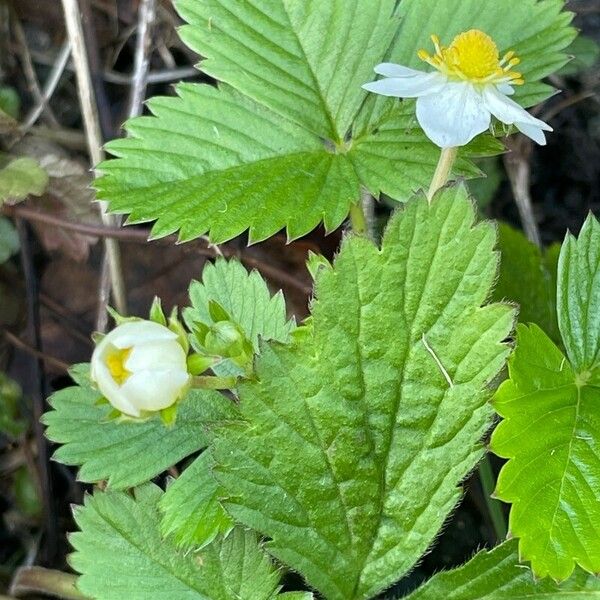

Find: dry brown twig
<box><xmin>60</xmin><ymin>0</ymin><xmax>127</xmax><ymax>332</ymax></box>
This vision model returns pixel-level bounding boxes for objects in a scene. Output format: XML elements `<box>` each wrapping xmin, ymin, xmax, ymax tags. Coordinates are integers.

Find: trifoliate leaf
<box><xmin>493</xmin><ymin>223</ymin><xmax>560</xmax><ymax>343</ymax></box>
<box><xmin>0</xmin><ymin>157</ymin><xmax>48</xmax><ymax>205</ymax></box>
<box><xmin>405</xmin><ymin>540</ymin><xmax>600</xmax><ymax>599</ymax></box>
<box><xmin>491</xmin><ymin>324</ymin><xmax>600</xmax><ymax>580</ymax></box>
<box><xmin>212</xmin><ymin>185</ymin><xmax>515</xmax><ymax>600</ymax></box>
<box><xmin>558</xmin><ymin>213</ymin><xmax>600</xmax><ymax>371</ymax></box>
<box><xmin>0</xmin><ymin>217</ymin><xmax>20</xmax><ymax>264</ymax></box>
<box><xmin>184</xmin><ymin>258</ymin><xmax>295</xmax><ymax>376</ymax></box>
<box><xmin>160</xmin><ymin>451</ymin><xmax>233</xmax><ymax>549</ymax></box>
<box><xmin>391</xmin><ymin>0</ymin><xmax>576</xmax><ymax>107</ymax></box>
<box><xmin>70</xmin><ymin>484</ymin><xmax>284</xmax><ymax>600</ymax></box>
<box><xmin>95</xmin><ymin>0</ymin><xmax>500</xmax><ymax>244</ymax></box>
<box><xmin>42</xmin><ymin>366</ymin><xmax>236</xmax><ymax>489</ymax></box>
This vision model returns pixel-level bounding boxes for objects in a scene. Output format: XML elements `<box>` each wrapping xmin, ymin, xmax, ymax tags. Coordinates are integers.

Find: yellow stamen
<box><xmin>418</xmin><ymin>29</ymin><xmax>524</xmax><ymax>87</ymax></box>
<box><xmin>105</xmin><ymin>346</ymin><xmax>133</xmax><ymax>385</ymax></box>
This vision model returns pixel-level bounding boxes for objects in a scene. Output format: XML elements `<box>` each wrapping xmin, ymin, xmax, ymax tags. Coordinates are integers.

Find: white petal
<box><xmin>516</xmin><ymin>122</ymin><xmax>548</xmax><ymax>145</ymax></box>
<box><xmin>126</xmin><ymin>339</ymin><xmax>187</xmax><ymax>372</ymax></box>
<box><xmin>374</xmin><ymin>63</ymin><xmax>425</xmax><ymax>78</ymax></box>
<box><xmin>120</xmin><ymin>370</ymin><xmax>190</xmax><ymax>412</ymax></box>
<box><xmin>362</xmin><ymin>72</ymin><xmax>445</xmax><ymax>98</ymax></box>
<box><xmin>483</xmin><ymin>87</ymin><xmax>553</xmax><ymax>132</ymax></box>
<box><xmin>416</xmin><ymin>82</ymin><xmax>491</xmax><ymax>148</ymax></box>
<box><xmin>92</xmin><ymin>361</ymin><xmax>141</xmax><ymax>417</ymax></box>
<box><xmin>109</xmin><ymin>321</ymin><xmax>178</xmax><ymax>349</ymax></box>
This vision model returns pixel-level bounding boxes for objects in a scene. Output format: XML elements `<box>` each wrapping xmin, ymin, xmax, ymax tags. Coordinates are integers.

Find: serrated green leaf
<box><xmin>160</xmin><ymin>451</ymin><xmax>233</xmax><ymax>549</ymax></box>
<box><xmin>405</xmin><ymin>540</ymin><xmax>600</xmax><ymax>599</ymax></box>
<box><xmin>0</xmin><ymin>157</ymin><xmax>48</xmax><ymax>204</ymax></box>
<box><xmin>0</xmin><ymin>217</ymin><xmax>20</xmax><ymax>263</ymax></box>
<box><xmin>184</xmin><ymin>258</ymin><xmax>295</xmax><ymax>376</ymax></box>
<box><xmin>177</xmin><ymin>0</ymin><xmax>399</xmax><ymax>142</ymax></box>
<box><xmin>95</xmin><ymin>0</ymin><xmax>524</xmax><ymax>244</ymax></box>
<box><xmin>558</xmin><ymin>214</ymin><xmax>600</xmax><ymax>372</ymax></box>
<box><xmin>559</xmin><ymin>35</ymin><xmax>600</xmax><ymax>76</ymax></box>
<box><xmin>493</xmin><ymin>223</ymin><xmax>560</xmax><ymax>343</ymax></box>
<box><xmin>212</xmin><ymin>185</ymin><xmax>515</xmax><ymax>600</ymax></box>
<box><xmin>70</xmin><ymin>484</ymin><xmax>285</xmax><ymax>600</ymax></box>
<box><xmin>42</xmin><ymin>369</ymin><xmax>237</xmax><ymax>489</ymax></box>
<box><xmin>491</xmin><ymin>324</ymin><xmax>600</xmax><ymax>580</ymax></box>
<box><xmin>391</xmin><ymin>0</ymin><xmax>576</xmax><ymax>107</ymax></box>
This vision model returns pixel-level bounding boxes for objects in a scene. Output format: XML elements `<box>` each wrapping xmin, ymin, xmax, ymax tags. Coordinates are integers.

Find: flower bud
<box><xmin>90</xmin><ymin>320</ymin><xmax>190</xmax><ymax>418</ymax></box>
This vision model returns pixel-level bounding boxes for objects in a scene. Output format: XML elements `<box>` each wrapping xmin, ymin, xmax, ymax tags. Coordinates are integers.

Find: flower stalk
<box><xmin>427</xmin><ymin>147</ymin><xmax>458</xmax><ymax>202</ymax></box>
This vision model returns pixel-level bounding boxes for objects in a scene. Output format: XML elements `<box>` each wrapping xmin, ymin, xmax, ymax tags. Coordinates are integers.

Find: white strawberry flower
<box><xmin>363</xmin><ymin>29</ymin><xmax>552</xmax><ymax>148</ymax></box>
<box><xmin>90</xmin><ymin>320</ymin><xmax>190</xmax><ymax>418</ymax></box>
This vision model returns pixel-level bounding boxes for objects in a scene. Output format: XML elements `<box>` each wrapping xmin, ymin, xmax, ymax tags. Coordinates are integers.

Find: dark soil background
<box><xmin>0</xmin><ymin>0</ymin><xmax>598</xmax><ymax>597</ymax></box>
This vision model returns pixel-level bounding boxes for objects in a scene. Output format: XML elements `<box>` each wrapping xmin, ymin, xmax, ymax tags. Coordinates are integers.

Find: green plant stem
<box><xmin>191</xmin><ymin>375</ymin><xmax>237</xmax><ymax>390</ymax></box>
<box><xmin>427</xmin><ymin>147</ymin><xmax>458</xmax><ymax>202</ymax></box>
<box><xmin>478</xmin><ymin>455</ymin><xmax>507</xmax><ymax>541</ymax></box>
<box><xmin>349</xmin><ymin>201</ymin><xmax>368</xmax><ymax>235</ymax></box>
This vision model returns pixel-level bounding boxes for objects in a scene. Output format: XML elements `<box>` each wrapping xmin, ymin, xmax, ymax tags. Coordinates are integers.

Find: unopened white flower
<box><xmin>363</xmin><ymin>29</ymin><xmax>552</xmax><ymax>148</ymax></box>
<box><xmin>90</xmin><ymin>320</ymin><xmax>190</xmax><ymax>418</ymax></box>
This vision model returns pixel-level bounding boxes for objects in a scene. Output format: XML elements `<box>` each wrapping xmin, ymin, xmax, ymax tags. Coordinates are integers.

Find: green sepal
<box><xmin>167</xmin><ymin>307</ymin><xmax>189</xmax><ymax>354</ymax></box>
<box><xmin>94</xmin><ymin>396</ymin><xmax>110</xmax><ymax>407</ymax></box>
<box><xmin>159</xmin><ymin>404</ymin><xmax>178</xmax><ymax>428</ymax></box>
<box><xmin>208</xmin><ymin>300</ymin><xmax>231</xmax><ymax>323</ymax></box>
<box><xmin>107</xmin><ymin>306</ymin><xmax>139</xmax><ymax>326</ymax></box>
<box><xmin>187</xmin><ymin>353</ymin><xmax>221</xmax><ymax>376</ymax></box>
<box><xmin>149</xmin><ymin>296</ymin><xmax>167</xmax><ymax>326</ymax></box>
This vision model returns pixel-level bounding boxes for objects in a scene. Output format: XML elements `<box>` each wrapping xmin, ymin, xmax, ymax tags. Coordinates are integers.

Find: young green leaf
<box><xmin>160</xmin><ymin>451</ymin><xmax>233</xmax><ymax>549</ymax></box>
<box><xmin>184</xmin><ymin>259</ymin><xmax>295</xmax><ymax>376</ymax></box>
<box><xmin>493</xmin><ymin>223</ymin><xmax>560</xmax><ymax>343</ymax></box>
<box><xmin>0</xmin><ymin>157</ymin><xmax>48</xmax><ymax>204</ymax></box>
<box><xmin>70</xmin><ymin>484</ymin><xmax>287</xmax><ymax>600</ymax></box>
<box><xmin>391</xmin><ymin>0</ymin><xmax>576</xmax><ymax>107</ymax></box>
<box><xmin>558</xmin><ymin>214</ymin><xmax>600</xmax><ymax>371</ymax></box>
<box><xmin>43</xmin><ymin>366</ymin><xmax>236</xmax><ymax>489</ymax></box>
<box><xmin>491</xmin><ymin>324</ymin><xmax>600</xmax><ymax>580</ymax></box>
<box><xmin>213</xmin><ymin>186</ymin><xmax>515</xmax><ymax>600</ymax></box>
<box><xmin>405</xmin><ymin>540</ymin><xmax>600</xmax><ymax>599</ymax></box>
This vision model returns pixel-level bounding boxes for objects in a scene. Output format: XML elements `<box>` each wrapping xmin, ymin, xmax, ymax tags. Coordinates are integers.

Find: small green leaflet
<box><xmin>43</xmin><ymin>365</ymin><xmax>236</xmax><ymax>489</ymax></box>
<box><xmin>0</xmin><ymin>157</ymin><xmax>48</xmax><ymax>204</ymax></box>
<box><xmin>492</xmin><ymin>324</ymin><xmax>600</xmax><ymax>581</ymax></box>
<box><xmin>405</xmin><ymin>540</ymin><xmax>600</xmax><ymax>599</ymax></box>
<box><xmin>70</xmin><ymin>484</ymin><xmax>291</xmax><ymax>600</ymax></box>
<box><xmin>558</xmin><ymin>214</ymin><xmax>600</xmax><ymax>371</ymax></box>
<box><xmin>94</xmin><ymin>0</ymin><xmax>572</xmax><ymax>243</ymax></box>
<box><xmin>391</xmin><ymin>0</ymin><xmax>576</xmax><ymax>107</ymax></box>
<box><xmin>493</xmin><ymin>223</ymin><xmax>560</xmax><ymax>343</ymax></box>
<box><xmin>184</xmin><ymin>258</ymin><xmax>295</xmax><ymax>376</ymax></box>
<box><xmin>160</xmin><ymin>451</ymin><xmax>233</xmax><ymax>549</ymax></box>
<box><xmin>492</xmin><ymin>214</ymin><xmax>600</xmax><ymax>581</ymax></box>
<box><xmin>213</xmin><ymin>185</ymin><xmax>515</xmax><ymax>600</ymax></box>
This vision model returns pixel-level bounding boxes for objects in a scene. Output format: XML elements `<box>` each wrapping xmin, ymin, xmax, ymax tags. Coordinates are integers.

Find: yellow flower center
<box><xmin>418</xmin><ymin>29</ymin><xmax>524</xmax><ymax>86</ymax></box>
<box><xmin>105</xmin><ymin>346</ymin><xmax>133</xmax><ymax>385</ymax></box>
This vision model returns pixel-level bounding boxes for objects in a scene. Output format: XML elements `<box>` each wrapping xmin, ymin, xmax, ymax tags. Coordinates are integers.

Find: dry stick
<box><xmin>19</xmin><ymin>40</ymin><xmax>71</xmax><ymax>135</ymax></box>
<box><xmin>503</xmin><ymin>136</ymin><xmax>542</xmax><ymax>247</ymax></box>
<box><xmin>61</xmin><ymin>0</ymin><xmax>127</xmax><ymax>330</ymax></box>
<box><xmin>128</xmin><ymin>0</ymin><xmax>156</xmax><ymax>119</ymax></box>
<box><xmin>3</xmin><ymin>204</ymin><xmax>312</xmax><ymax>296</ymax></box>
<box><xmin>3</xmin><ymin>330</ymin><xmax>70</xmax><ymax>373</ymax></box>
<box><xmin>14</xmin><ymin>220</ymin><xmax>58</xmax><ymax>563</ymax></box>
<box><xmin>10</xmin><ymin>8</ymin><xmax>59</xmax><ymax>127</ymax></box>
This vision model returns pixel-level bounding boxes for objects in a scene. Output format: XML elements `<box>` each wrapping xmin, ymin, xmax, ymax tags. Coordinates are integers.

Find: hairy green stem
<box><xmin>349</xmin><ymin>201</ymin><xmax>368</xmax><ymax>235</ymax></box>
<box><xmin>478</xmin><ymin>455</ymin><xmax>508</xmax><ymax>541</ymax></box>
<box><xmin>427</xmin><ymin>147</ymin><xmax>458</xmax><ymax>202</ymax></box>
